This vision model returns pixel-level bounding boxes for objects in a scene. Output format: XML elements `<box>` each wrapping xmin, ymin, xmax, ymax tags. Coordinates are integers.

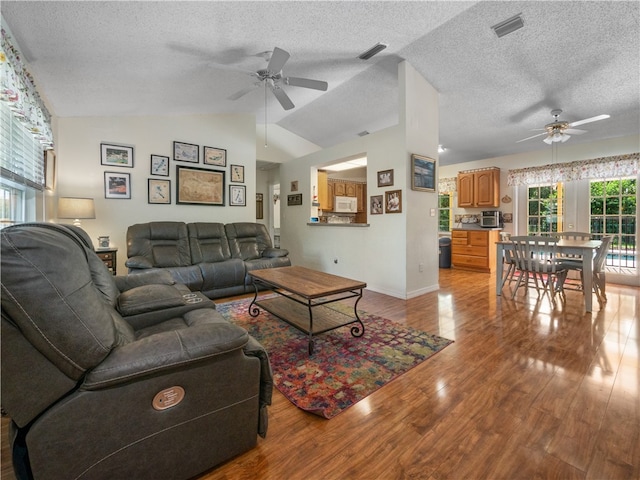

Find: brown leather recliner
<box><xmin>1</xmin><ymin>223</ymin><xmax>272</xmax><ymax>480</ymax></box>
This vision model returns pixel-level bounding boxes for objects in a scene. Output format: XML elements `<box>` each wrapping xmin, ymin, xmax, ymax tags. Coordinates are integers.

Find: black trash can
<box><xmin>439</xmin><ymin>237</ymin><xmax>452</xmax><ymax>268</ymax></box>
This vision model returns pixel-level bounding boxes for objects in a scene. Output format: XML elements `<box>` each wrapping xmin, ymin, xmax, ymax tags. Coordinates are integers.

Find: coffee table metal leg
<box><xmin>248</xmin><ymin>281</ymin><xmax>261</xmax><ymax>317</ymax></box>
<box><xmin>308</xmin><ymin>302</ymin><xmax>315</xmax><ymax>355</ymax></box>
<box><xmin>350</xmin><ymin>290</ymin><xmax>365</xmax><ymax>338</ymax></box>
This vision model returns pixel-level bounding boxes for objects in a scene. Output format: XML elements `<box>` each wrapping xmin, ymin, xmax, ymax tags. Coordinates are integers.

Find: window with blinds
<box><xmin>0</xmin><ymin>102</ymin><xmax>45</xmax><ymax>226</ymax></box>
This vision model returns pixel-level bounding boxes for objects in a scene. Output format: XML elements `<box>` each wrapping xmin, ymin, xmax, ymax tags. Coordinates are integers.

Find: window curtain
<box><xmin>507</xmin><ymin>153</ymin><xmax>639</xmax><ymax>186</ymax></box>
<box><xmin>438</xmin><ymin>177</ymin><xmax>457</xmax><ymax>194</ymax></box>
<box><xmin>1</xmin><ymin>26</ymin><xmax>53</xmax><ymax>149</ymax></box>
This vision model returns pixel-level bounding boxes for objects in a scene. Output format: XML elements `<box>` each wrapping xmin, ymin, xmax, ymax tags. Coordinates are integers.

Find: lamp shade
<box><xmin>57</xmin><ymin>197</ymin><xmax>95</xmax><ymax>227</ymax></box>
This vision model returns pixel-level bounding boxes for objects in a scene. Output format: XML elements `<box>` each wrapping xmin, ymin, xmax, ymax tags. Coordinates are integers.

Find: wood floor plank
<box><xmin>2</xmin><ymin>268</ymin><xmax>638</xmax><ymax>479</ymax></box>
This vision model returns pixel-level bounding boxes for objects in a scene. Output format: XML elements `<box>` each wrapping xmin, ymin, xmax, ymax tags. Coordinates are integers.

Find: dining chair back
<box><xmin>510</xmin><ymin>236</ymin><xmax>567</xmax><ymax>302</ymax></box>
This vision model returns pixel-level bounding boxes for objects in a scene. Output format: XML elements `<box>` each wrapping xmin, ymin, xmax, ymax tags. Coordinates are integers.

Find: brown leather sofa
<box><xmin>1</xmin><ymin>223</ymin><xmax>272</xmax><ymax>480</ymax></box>
<box><xmin>125</xmin><ymin>221</ymin><xmax>291</xmax><ymax>299</ymax></box>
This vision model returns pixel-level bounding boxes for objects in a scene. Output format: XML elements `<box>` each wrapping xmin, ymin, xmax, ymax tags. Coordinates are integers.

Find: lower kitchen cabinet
<box><xmin>451</xmin><ymin>229</ymin><xmax>499</xmax><ymax>273</ymax></box>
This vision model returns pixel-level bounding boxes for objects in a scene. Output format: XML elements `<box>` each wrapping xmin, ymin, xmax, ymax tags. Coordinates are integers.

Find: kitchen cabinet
<box><xmin>451</xmin><ymin>229</ymin><xmax>499</xmax><ymax>273</ymax></box>
<box><xmin>457</xmin><ymin>167</ymin><xmax>500</xmax><ymax>208</ymax></box>
<box><xmin>334</xmin><ymin>182</ymin><xmax>347</xmax><ymax>196</ymax></box>
<box><xmin>356</xmin><ymin>183</ymin><xmax>366</xmax><ymax>212</ymax></box>
<box><xmin>318</xmin><ymin>170</ymin><xmax>332</xmax><ymax>211</ymax></box>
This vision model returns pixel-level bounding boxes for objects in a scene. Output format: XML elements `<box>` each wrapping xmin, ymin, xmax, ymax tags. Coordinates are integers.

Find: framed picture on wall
<box><xmin>173</xmin><ymin>141</ymin><xmax>199</xmax><ymax>163</ymax></box>
<box><xmin>230</xmin><ymin>164</ymin><xmax>244</xmax><ymax>183</ymax></box>
<box><xmin>411</xmin><ymin>154</ymin><xmax>436</xmax><ymax>192</ymax></box>
<box><xmin>370</xmin><ymin>195</ymin><xmax>383</xmax><ymax>214</ymax></box>
<box><xmin>203</xmin><ymin>146</ymin><xmax>226</xmax><ymax>167</ymax></box>
<box><xmin>229</xmin><ymin>185</ymin><xmax>246</xmax><ymax>206</ymax></box>
<box><xmin>148</xmin><ymin>179</ymin><xmax>171</xmax><ymax>204</ymax></box>
<box><xmin>176</xmin><ymin>165</ymin><xmax>225</xmax><ymax>205</ymax></box>
<box><xmin>385</xmin><ymin>189</ymin><xmax>402</xmax><ymax>213</ymax></box>
<box><xmin>150</xmin><ymin>155</ymin><xmax>169</xmax><ymax>176</ymax></box>
<box><xmin>104</xmin><ymin>171</ymin><xmax>131</xmax><ymax>199</ymax></box>
<box><xmin>101</xmin><ymin>143</ymin><xmax>134</xmax><ymax>168</ymax></box>
<box><xmin>377</xmin><ymin>169</ymin><xmax>393</xmax><ymax>187</ymax></box>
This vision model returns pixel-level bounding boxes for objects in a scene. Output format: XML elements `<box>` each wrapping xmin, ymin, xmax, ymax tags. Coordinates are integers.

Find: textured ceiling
<box><xmin>2</xmin><ymin>1</ymin><xmax>639</xmax><ymax>166</ymax></box>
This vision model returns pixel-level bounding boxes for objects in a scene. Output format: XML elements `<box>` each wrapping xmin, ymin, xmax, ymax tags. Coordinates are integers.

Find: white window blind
<box><xmin>0</xmin><ymin>102</ymin><xmax>44</xmax><ymax>190</ymax></box>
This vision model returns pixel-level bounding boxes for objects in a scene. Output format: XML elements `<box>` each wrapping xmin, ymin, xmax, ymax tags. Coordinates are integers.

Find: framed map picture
<box><xmin>176</xmin><ymin>166</ymin><xmax>225</xmax><ymax>205</ymax></box>
<box><xmin>203</xmin><ymin>146</ymin><xmax>226</xmax><ymax>167</ymax></box>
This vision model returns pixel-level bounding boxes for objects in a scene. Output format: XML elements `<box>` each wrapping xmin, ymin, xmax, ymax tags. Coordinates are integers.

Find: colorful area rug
<box><xmin>215</xmin><ymin>297</ymin><xmax>453</xmax><ymax>419</ymax></box>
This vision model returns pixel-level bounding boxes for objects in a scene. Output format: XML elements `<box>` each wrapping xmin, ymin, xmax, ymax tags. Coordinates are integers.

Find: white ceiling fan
<box><xmin>227</xmin><ymin>47</ymin><xmax>328</xmax><ymax>111</ymax></box>
<box><xmin>517</xmin><ymin>109</ymin><xmax>610</xmax><ymax>145</ymax></box>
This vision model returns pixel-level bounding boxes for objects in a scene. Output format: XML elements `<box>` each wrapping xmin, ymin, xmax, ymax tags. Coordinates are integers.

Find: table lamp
<box><xmin>57</xmin><ymin>197</ymin><xmax>95</xmax><ymax>227</ymax></box>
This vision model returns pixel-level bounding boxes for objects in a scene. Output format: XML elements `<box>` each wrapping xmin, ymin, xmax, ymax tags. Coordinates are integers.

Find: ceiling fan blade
<box><xmin>267</xmin><ymin>47</ymin><xmax>290</xmax><ymax>73</ymax></box>
<box><xmin>568</xmin><ymin>114</ymin><xmax>610</xmax><ymax>128</ymax></box>
<box><xmin>284</xmin><ymin>77</ymin><xmax>328</xmax><ymax>91</ymax></box>
<box><xmin>516</xmin><ymin>132</ymin><xmax>547</xmax><ymax>143</ymax></box>
<box><xmin>227</xmin><ymin>85</ymin><xmax>259</xmax><ymax>101</ymax></box>
<box><xmin>564</xmin><ymin>128</ymin><xmax>586</xmax><ymax>135</ymax></box>
<box><xmin>270</xmin><ymin>85</ymin><xmax>295</xmax><ymax>110</ymax></box>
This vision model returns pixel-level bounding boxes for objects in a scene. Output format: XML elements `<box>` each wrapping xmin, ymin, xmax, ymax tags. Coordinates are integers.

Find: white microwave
<box><xmin>334</xmin><ymin>196</ymin><xmax>357</xmax><ymax>213</ymax></box>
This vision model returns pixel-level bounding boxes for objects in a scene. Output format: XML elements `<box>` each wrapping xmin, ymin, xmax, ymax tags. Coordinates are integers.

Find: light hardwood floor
<box><xmin>2</xmin><ymin>268</ymin><xmax>638</xmax><ymax>479</ymax></box>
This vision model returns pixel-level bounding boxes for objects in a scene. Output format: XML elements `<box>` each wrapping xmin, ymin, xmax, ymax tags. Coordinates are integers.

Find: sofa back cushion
<box><xmin>188</xmin><ymin>223</ymin><xmax>232</xmax><ymax>263</ymax></box>
<box><xmin>127</xmin><ymin>222</ymin><xmax>191</xmax><ymax>267</ymax></box>
<box><xmin>225</xmin><ymin>223</ymin><xmax>273</xmax><ymax>261</ymax></box>
<box><xmin>1</xmin><ymin>224</ymin><xmax>120</xmax><ymax>380</ymax></box>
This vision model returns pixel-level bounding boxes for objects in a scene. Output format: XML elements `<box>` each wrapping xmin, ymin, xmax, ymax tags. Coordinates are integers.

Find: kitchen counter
<box><xmin>453</xmin><ymin>225</ymin><xmax>502</xmax><ymax>231</ymax></box>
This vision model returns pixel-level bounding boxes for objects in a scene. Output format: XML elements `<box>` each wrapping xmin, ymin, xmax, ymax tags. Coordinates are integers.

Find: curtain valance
<box><xmin>1</xmin><ymin>27</ymin><xmax>53</xmax><ymax>149</ymax></box>
<box><xmin>507</xmin><ymin>153</ymin><xmax>638</xmax><ymax>186</ymax></box>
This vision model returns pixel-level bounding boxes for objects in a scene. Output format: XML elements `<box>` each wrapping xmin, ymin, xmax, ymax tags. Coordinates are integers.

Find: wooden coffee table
<box><xmin>248</xmin><ymin>266</ymin><xmax>367</xmax><ymax>354</ymax></box>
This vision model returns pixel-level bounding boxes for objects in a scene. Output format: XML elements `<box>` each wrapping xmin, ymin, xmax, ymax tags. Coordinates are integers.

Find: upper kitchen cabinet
<box><xmin>457</xmin><ymin>167</ymin><xmax>500</xmax><ymax>208</ymax></box>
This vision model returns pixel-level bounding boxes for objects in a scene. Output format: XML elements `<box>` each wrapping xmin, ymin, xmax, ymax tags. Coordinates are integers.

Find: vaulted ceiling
<box><xmin>2</xmin><ymin>1</ymin><xmax>639</xmax><ymax>166</ymax></box>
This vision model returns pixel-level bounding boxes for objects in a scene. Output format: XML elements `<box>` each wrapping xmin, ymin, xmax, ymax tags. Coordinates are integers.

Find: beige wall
<box><xmin>52</xmin><ymin>113</ymin><xmax>257</xmax><ymax>274</ymax></box>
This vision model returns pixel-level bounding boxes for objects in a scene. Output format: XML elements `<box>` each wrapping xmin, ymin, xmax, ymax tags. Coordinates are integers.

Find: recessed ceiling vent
<box><xmin>357</xmin><ymin>130</ymin><xmax>370</xmax><ymax>137</ymax></box>
<box><xmin>491</xmin><ymin>14</ymin><xmax>524</xmax><ymax>38</ymax></box>
<box><xmin>358</xmin><ymin>43</ymin><xmax>388</xmax><ymax>60</ymax></box>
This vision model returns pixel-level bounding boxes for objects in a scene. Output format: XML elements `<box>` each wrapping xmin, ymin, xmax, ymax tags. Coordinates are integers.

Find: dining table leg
<box><xmin>496</xmin><ymin>243</ymin><xmax>505</xmax><ymax>295</ymax></box>
<box><xmin>583</xmin><ymin>253</ymin><xmax>594</xmax><ymax>312</ymax></box>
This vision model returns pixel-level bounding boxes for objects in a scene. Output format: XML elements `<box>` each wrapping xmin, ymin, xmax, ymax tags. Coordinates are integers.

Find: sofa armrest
<box><xmin>262</xmin><ymin>247</ymin><xmax>289</xmax><ymax>258</ymax></box>
<box><xmin>82</xmin><ymin>322</ymin><xmax>249</xmax><ymax>389</ymax></box>
<box><xmin>125</xmin><ymin>256</ymin><xmax>154</xmax><ymax>269</ymax></box>
<box><xmin>117</xmin><ymin>284</ymin><xmax>189</xmax><ymax>317</ymax></box>
<box><xmin>115</xmin><ymin>270</ymin><xmax>176</xmax><ymax>291</ymax></box>
<box><xmin>243</xmin><ymin>336</ymin><xmax>273</xmax><ymax>438</ymax></box>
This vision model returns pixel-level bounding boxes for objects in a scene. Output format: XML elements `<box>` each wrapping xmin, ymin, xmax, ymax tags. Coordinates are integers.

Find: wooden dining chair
<box><xmin>510</xmin><ymin>236</ymin><xmax>567</xmax><ymax>303</ymax></box>
<box><xmin>559</xmin><ymin>235</ymin><xmax>612</xmax><ymax>305</ymax></box>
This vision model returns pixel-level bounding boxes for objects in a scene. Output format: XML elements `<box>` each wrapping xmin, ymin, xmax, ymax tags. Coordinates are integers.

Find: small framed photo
<box><xmin>148</xmin><ymin>179</ymin><xmax>171</xmax><ymax>204</ymax></box>
<box><xmin>385</xmin><ymin>189</ymin><xmax>402</xmax><ymax>213</ymax></box>
<box><xmin>104</xmin><ymin>171</ymin><xmax>131</xmax><ymax>199</ymax></box>
<box><xmin>150</xmin><ymin>154</ymin><xmax>169</xmax><ymax>176</ymax></box>
<box><xmin>411</xmin><ymin>154</ymin><xmax>436</xmax><ymax>192</ymax></box>
<box><xmin>229</xmin><ymin>185</ymin><xmax>246</xmax><ymax>206</ymax></box>
<box><xmin>101</xmin><ymin>143</ymin><xmax>134</xmax><ymax>168</ymax></box>
<box><xmin>287</xmin><ymin>194</ymin><xmax>302</xmax><ymax>206</ymax></box>
<box><xmin>203</xmin><ymin>146</ymin><xmax>226</xmax><ymax>167</ymax></box>
<box><xmin>291</xmin><ymin>180</ymin><xmax>299</xmax><ymax>192</ymax></box>
<box><xmin>230</xmin><ymin>165</ymin><xmax>245</xmax><ymax>183</ymax></box>
<box><xmin>377</xmin><ymin>169</ymin><xmax>394</xmax><ymax>187</ymax></box>
<box><xmin>370</xmin><ymin>195</ymin><xmax>383</xmax><ymax>215</ymax></box>
<box><xmin>173</xmin><ymin>141</ymin><xmax>199</xmax><ymax>163</ymax></box>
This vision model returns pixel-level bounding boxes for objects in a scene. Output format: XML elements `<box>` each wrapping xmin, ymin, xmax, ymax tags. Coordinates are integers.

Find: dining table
<box><xmin>495</xmin><ymin>238</ymin><xmax>603</xmax><ymax>312</ymax></box>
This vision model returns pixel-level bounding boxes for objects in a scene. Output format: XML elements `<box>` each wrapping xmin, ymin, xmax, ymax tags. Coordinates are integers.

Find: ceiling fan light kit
<box><xmin>358</xmin><ymin>43</ymin><xmax>388</xmax><ymax>60</ymax></box>
<box><xmin>491</xmin><ymin>13</ymin><xmax>524</xmax><ymax>38</ymax></box>
<box><xmin>517</xmin><ymin>109</ymin><xmax>610</xmax><ymax>145</ymax></box>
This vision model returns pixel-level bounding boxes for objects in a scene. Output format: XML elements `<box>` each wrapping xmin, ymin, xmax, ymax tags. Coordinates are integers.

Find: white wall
<box><xmin>401</xmin><ymin>61</ymin><xmax>440</xmax><ymax>298</ymax></box>
<box><xmin>279</xmin><ymin>61</ymin><xmax>440</xmax><ymax>299</ymax></box>
<box><xmin>53</xmin><ymin>113</ymin><xmax>257</xmax><ymax>274</ymax></box>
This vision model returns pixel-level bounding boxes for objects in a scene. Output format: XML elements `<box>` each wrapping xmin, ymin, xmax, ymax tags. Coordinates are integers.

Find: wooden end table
<box><xmin>248</xmin><ymin>266</ymin><xmax>367</xmax><ymax>355</ymax></box>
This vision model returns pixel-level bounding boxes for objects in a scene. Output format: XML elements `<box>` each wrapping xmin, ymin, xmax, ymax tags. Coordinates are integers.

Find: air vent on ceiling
<box><xmin>358</xmin><ymin>43</ymin><xmax>388</xmax><ymax>60</ymax></box>
<box><xmin>491</xmin><ymin>14</ymin><xmax>524</xmax><ymax>38</ymax></box>
<box><xmin>357</xmin><ymin>130</ymin><xmax>370</xmax><ymax>137</ymax></box>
